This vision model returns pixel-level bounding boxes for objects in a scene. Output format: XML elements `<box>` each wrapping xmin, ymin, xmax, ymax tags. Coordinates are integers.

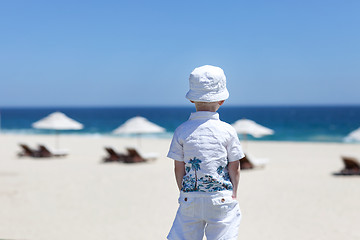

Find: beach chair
<box><xmin>240</xmin><ymin>156</ymin><xmax>253</xmax><ymax>170</ymax></box>
<box><xmin>38</xmin><ymin>144</ymin><xmax>68</xmax><ymax>157</ymax></box>
<box><xmin>240</xmin><ymin>153</ymin><xmax>269</xmax><ymax>170</ymax></box>
<box><xmin>125</xmin><ymin>147</ymin><xmax>158</xmax><ymax>163</ymax></box>
<box><xmin>334</xmin><ymin>156</ymin><xmax>360</xmax><ymax>176</ymax></box>
<box><xmin>18</xmin><ymin>143</ymin><xmax>41</xmax><ymax>158</ymax></box>
<box><xmin>103</xmin><ymin>146</ymin><xmax>129</xmax><ymax>162</ymax></box>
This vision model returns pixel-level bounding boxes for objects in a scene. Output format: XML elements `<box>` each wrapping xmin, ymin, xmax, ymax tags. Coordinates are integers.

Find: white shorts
<box><xmin>167</xmin><ymin>191</ymin><xmax>241</xmax><ymax>240</ymax></box>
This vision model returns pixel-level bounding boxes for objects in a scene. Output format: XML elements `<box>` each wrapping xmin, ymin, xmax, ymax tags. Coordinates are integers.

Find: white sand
<box><xmin>0</xmin><ymin>134</ymin><xmax>359</xmax><ymax>240</ymax></box>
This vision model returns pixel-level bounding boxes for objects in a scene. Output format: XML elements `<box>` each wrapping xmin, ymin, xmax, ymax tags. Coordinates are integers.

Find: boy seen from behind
<box><xmin>167</xmin><ymin>65</ymin><xmax>245</xmax><ymax>240</ymax></box>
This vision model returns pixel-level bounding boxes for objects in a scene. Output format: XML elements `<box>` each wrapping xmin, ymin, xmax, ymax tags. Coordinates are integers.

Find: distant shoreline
<box><xmin>0</xmin><ymin>132</ymin><xmax>358</xmax><ymax>144</ymax></box>
<box><xmin>1</xmin><ymin>106</ymin><xmax>359</xmax><ymax>143</ymax></box>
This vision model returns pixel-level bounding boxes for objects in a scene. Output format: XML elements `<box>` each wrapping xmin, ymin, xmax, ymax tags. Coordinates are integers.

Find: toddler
<box><xmin>167</xmin><ymin>65</ymin><xmax>245</xmax><ymax>240</ymax></box>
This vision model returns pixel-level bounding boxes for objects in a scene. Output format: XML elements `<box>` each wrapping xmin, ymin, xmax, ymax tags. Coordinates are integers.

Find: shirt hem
<box><xmin>180</xmin><ymin>190</ymin><xmax>233</xmax><ymax>197</ymax></box>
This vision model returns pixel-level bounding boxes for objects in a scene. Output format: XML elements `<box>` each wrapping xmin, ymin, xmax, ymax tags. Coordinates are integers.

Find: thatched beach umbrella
<box><xmin>231</xmin><ymin>118</ymin><xmax>274</xmax><ymax>150</ymax></box>
<box><xmin>112</xmin><ymin>116</ymin><xmax>165</xmax><ymax>146</ymax></box>
<box><xmin>232</xmin><ymin>119</ymin><xmax>274</xmax><ymax>138</ymax></box>
<box><xmin>32</xmin><ymin>111</ymin><xmax>83</xmax><ymax>148</ymax></box>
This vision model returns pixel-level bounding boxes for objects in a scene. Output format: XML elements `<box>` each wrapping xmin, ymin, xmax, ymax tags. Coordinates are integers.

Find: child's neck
<box><xmin>194</xmin><ymin>102</ymin><xmax>220</xmax><ymax>112</ymax></box>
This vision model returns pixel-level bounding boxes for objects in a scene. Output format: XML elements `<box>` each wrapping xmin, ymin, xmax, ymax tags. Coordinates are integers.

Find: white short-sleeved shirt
<box><xmin>167</xmin><ymin>111</ymin><xmax>245</xmax><ymax>193</ymax></box>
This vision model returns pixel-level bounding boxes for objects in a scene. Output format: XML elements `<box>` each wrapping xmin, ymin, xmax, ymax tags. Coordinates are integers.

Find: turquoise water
<box><xmin>0</xmin><ymin>106</ymin><xmax>359</xmax><ymax>142</ymax></box>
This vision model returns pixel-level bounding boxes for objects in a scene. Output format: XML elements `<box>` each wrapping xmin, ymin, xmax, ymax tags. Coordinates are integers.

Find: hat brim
<box><xmin>186</xmin><ymin>89</ymin><xmax>229</xmax><ymax>102</ymax></box>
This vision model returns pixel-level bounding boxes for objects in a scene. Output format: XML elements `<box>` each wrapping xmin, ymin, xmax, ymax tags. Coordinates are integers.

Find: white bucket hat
<box><xmin>186</xmin><ymin>65</ymin><xmax>229</xmax><ymax>102</ymax></box>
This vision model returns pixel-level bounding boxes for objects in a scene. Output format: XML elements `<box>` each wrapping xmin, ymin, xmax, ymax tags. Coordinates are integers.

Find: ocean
<box><xmin>0</xmin><ymin>106</ymin><xmax>359</xmax><ymax>143</ymax></box>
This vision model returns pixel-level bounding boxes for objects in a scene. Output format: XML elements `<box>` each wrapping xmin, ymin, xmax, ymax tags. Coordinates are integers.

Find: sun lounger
<box><xmin>125</xmin><ymin>147</ymin><xmax>158</xmax><ymax>163</ymax></box>
<box><xmin>334</xmin><ymin>156</ymin><xmax>360</xmax><ymax>176</ymax></box>
<box><xmin>240</xmin><ymin>156</ymin><xmax>253</xmax><ymax>169</ymax></box>
<box><xmin>18</xmin><ymin>143</ymin><xmax>41</xmax><ymax>158</ymax></box>
<box><xmin>38</xmin><ymin>144</ymin><xmax>68</xmax><ymax>157</ymax></box>
<box><xmin>240</xmin><ymin>153</ymin><xmax>269</xmax><ymax>170</ymax></box>
<box><xmin>103</xmin><ymin>146</ymin><xmax>129</xmax><ymax>162</ymax></box>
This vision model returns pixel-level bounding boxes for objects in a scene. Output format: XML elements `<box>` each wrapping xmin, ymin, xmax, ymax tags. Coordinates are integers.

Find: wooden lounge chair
<box><xmin>18</xmin><ymin>143</ymin><xmax>41</xmax><ymax>158</ymax></box>
<box><xmin>334</xmin><ymin>156</ymin><xmax>360</xmax><ymax>176</ymax></box>
<box><xmin>125</xmin><ymin>147</ymin><xmax>158</xmax><ymax>163</ymax></box>
<box><xmin>103</xmin><ymin>147</ymin><xmax>129</xmax><ymax>162</ymax></box>
<box><xmin>240</xmin><ymin>155</ymin><xmax>253</xmax><ymax>170</ymax></box>
<box><xmin>240</xmin><ymin>153</ymin><xmax>269</xmax><ymax>170</ymax></box>
<box><xmin>38</xmin><ymin>144</ymin><xmax>68</xmax><ymax>157</ymax></box>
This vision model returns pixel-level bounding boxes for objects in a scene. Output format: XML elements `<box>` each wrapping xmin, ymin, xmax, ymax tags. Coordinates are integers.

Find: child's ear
<box><xmin>219</xmin><ymin>100</ymin><xmax>225</xmax><ymax>106</ymax></box>
<box><xmin>190</xmin><ymin>100</ymin><xmax>195</xmax><ymax>103</ymax></box>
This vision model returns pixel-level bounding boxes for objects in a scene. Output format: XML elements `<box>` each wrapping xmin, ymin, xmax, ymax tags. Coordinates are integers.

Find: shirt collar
<box><xmin>189</xmin><ymin>111</ymin><xmax>220</xmax><ymax>120</ymax></box>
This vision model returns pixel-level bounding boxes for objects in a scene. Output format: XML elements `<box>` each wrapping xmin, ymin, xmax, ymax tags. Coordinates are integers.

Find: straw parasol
<box><xmin>231</xmin><ymin>118</ymin><xmax>274</xmax><ymax>150</ymax></box>
<box><xmin>112</xmin><ymin>116</ymin><xmax>165</xmax><ymax>146</ymax></box>
<box><xmin>32</xmin><ymin>111</ymin><xmax>83</xmax><ymax>148</ymax></box>
<box><xmin>344</xmin><ymin>127</ymin><xmax>360</xmax><ymax>142</ymax></box>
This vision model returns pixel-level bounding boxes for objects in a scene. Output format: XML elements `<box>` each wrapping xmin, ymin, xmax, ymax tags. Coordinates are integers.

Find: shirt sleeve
<box><xmin>226</xmin><ymin>127</ymin><xmax>245</xmax><ymax>162</ymax></box>
<box><xmin>167</xmin><ymin>130</ymin><xmax>184</xmax><ymax>162</ymax></box>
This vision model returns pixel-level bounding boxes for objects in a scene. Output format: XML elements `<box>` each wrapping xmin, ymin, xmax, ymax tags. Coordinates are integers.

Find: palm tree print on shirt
<box><xmin>217</xmin><ymin>166</ymin><xmax>224</xmax><ymax>175</ymax></box>
<box><xmin>182</xmin><ymin>159</ymin><xmax>233</xmax><ymax>192</ymax></box>
<box><xmin>188</xmin><ymin>157</ymin><xmax>202</xmax><ymax>191</ymax></box>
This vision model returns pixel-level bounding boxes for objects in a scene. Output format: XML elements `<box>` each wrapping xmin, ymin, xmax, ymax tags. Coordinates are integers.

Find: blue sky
<box><xmin>0</xmin><ymin>0</ymin><xmax>359</xmax><ymax>106</ymax></box>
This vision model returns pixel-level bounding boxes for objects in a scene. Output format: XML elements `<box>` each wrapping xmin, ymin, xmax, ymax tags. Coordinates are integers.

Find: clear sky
<box><xmin>1</xmin><ymin>0</ymin><xmax>359</xmax><ymax>107</ymax></box>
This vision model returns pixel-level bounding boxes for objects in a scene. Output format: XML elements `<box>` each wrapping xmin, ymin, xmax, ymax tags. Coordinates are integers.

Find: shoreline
<box><xmin>0</xmin><ymin>131</ymin><xmax>356</xmax><ymax>144</ymax></box>
<box><xmin>1</xmin><ymin>105</ymin><xmax>359</xmax><ymax>144</ymax></box>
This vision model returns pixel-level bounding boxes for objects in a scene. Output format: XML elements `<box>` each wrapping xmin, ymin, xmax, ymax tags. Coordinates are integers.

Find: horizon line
<box><xmin>0</xmin><ymin>103</ymin><xmax>360</xmax><ymax>109</ymax></box>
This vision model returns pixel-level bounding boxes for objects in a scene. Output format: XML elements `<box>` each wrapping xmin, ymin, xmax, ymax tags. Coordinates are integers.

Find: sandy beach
<box><xmin>0</xmin><ymin>133</ymin><xmax>359</xmax><ymax>240</ymax></box>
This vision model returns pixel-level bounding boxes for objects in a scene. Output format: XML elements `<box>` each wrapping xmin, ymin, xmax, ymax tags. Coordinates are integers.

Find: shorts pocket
<box><xmin>178</xmin><ymin>196</ymin><xmax>195</xmax><ymax>217</ymax></box>
<box><xmin>208</xmin><ymin>196</ymin><xmax>238</xmax><ymax>219</ymax></box>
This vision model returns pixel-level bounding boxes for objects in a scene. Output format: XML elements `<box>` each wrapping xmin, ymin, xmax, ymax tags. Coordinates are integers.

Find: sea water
<box><xmin>0</xmin><ymin>106</ymin><xmax>359</xmax><ymax>143</ymax></box>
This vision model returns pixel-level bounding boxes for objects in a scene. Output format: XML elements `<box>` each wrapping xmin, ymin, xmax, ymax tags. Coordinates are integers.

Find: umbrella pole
<box><xmin>137</xmin><ymin>133</ymin><xmax>142</xmax><ymax>147</ymax></box>
<box><xmin>56</xmin><ymin>130</ymin><xmax>59</xmax><ymax>149</ymax></box>
<box><xmin>242</xmin><ymin>133</ymin><xmax>248</xmax><ymax>153</ymax></box>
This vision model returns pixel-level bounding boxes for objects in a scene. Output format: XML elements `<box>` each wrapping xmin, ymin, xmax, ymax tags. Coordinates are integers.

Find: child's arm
<box><xmin>228</xmin><ymin>160</ymin><xmax>240</xmax><ymax>199</ymax></box>
<box><xmin>174</xmin><ymin>160</ymin><xmax>186</xmax><ymax>191</ymax></box>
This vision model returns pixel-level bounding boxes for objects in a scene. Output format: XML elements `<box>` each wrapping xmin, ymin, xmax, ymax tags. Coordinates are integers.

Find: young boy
<box><xmin>167</xmin><ymin>65</ymin><xmax>245</xmax><ymax>240</ymax></box>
